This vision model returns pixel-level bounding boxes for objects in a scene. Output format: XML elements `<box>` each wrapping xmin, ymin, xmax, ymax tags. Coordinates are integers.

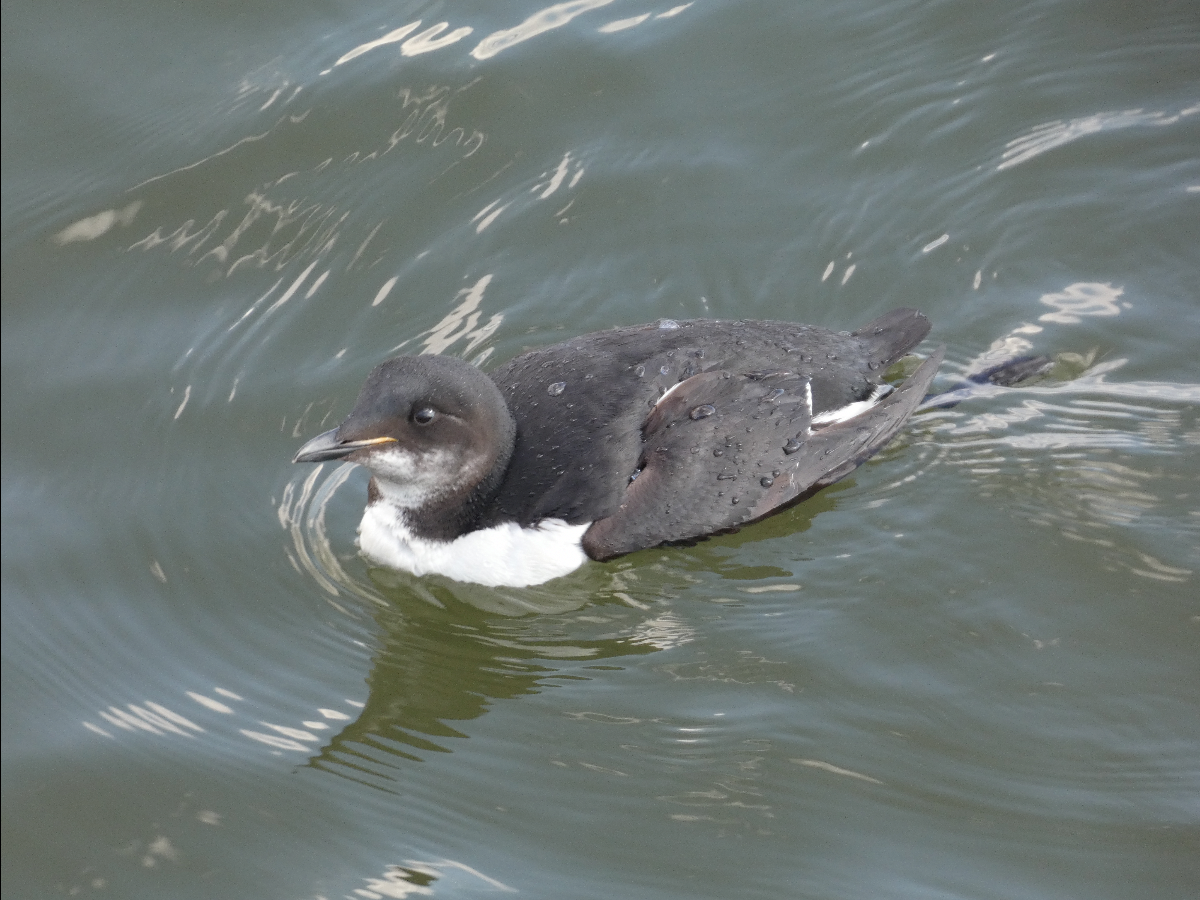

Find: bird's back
<box><xmin>481</xmin><ymin>312</ymin><xmax>932</xmax><ymax>528</ymax></box>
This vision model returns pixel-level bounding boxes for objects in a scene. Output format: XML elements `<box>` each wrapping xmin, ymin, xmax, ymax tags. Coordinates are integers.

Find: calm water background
<box><xmin>4</xmin><ymin>1</ymin><xmax>1199</xmax><ymax>897</ymax></box>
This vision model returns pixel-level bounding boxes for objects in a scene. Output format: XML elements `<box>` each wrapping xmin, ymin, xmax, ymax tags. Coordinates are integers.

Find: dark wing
<box><xmin>582</xmin><ymin>347</ymin><xmax>944</xmax><ymax>560</ymax></box>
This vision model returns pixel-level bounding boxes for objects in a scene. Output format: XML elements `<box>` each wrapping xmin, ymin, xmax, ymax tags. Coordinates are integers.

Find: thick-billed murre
<box><xmin>294</xmin><ymin>309</ymin><xmax>944</xmax><ymax>587</ymax></box>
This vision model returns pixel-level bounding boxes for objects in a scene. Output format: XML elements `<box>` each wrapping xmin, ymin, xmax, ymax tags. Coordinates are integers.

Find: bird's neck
<box><xmin>367</xmin><ymin>414</ymin><xmax>517</xmax><ymax>543</ymax></box>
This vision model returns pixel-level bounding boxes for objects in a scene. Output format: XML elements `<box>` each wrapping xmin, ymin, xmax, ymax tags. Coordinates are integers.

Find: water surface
<box><xmin>4</xmin><ymin>1</ymin><xmax>1198</xmax><ymax>897</ymax></box>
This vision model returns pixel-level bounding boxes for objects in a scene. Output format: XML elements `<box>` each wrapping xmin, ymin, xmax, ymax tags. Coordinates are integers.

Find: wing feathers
<box><xmin>582</xmin><ymin>347</ymin><xmax>943</xmax><ymax>560</ymax></box>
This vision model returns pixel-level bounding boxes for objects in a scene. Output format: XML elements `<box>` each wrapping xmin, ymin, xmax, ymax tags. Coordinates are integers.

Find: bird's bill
<box><xmin>293</xmin><ymin>428</ymin><xmax>396</xmax><ymax>463</ymax></box>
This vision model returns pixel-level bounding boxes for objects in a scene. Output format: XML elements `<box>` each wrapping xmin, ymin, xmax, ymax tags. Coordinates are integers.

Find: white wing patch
<box><xmin>654</xmin><ymin>379</ymin><xmax>685</xmax><ymax>407</ymax></box>
<box><xmin>358</xmin><ymin>504</ymin><xmax>590</xmax><ymax>587</ymax></box>
<box><xmin>657</xmin><ymin>372</ymin><xmax>893</xmax><ymax>430</ymax></box>
<box><xmin>811</xmin><ymin>383</ymin><xmax>893</xmax><ymax>426</ymax></box>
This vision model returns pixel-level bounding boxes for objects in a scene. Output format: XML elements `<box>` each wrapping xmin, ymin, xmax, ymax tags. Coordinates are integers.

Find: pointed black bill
<box><xmin>293</xmin><ymin>428</ymin><xmax>396</xmax><ymax>464</ymax></box>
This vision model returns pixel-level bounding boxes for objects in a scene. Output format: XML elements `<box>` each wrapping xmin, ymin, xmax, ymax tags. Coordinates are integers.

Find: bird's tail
<box><xmin>852</xmin><ymin>308</ymin><xmax>932</xmax><ymax>371</ymax></box>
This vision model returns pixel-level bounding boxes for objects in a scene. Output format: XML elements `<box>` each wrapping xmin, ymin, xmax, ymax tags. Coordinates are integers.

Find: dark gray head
<box><xmin>294</xmin><ymin>355</ymin><xmax>517</xmax><ymax>538</ymax></box>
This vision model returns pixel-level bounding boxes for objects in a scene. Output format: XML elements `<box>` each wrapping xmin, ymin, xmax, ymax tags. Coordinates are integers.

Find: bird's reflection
<box><xmin>304</xmin><ymin>563</ymin><xmax>674</xmax><ymax>783</ymax></box>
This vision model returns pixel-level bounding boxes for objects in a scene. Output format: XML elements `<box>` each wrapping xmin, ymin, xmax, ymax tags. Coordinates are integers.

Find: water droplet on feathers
<box><xmin>547</xmin><ymin>382</ymin><xmax>565</xmax><ymax>396</ymax></box>
<box><xmin>690</xmin><ymin>404</ymin><xmax>716</xmax><ymax>420</ymax></box>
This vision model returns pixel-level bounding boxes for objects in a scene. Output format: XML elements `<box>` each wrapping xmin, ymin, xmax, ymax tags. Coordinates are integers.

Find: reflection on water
<box><xmin>354</xmin><ymin>860</ymin><xmax>516</xmax><ymax>898</ymax></box>
<box><xmin>116</xmin><ymin>75</ymin><xmax>486</xmax><ymax>284</ymax></box>
<box><xmin>333</xmin><ymin>21</ymin><xmax>476</xmax><ymax>69</ymax></box>
<box><xmin>471</xmin><ymin>1</ymin><xmax>615</xmax><ymax>61</ymax></box>
<box><xmin>82</xmin><ymin>0</ymin><xmax>705</xmax><ymax>299</ymax></box>
<box><xmin>998</xmin><ymin>103</ymin><xmax>1200</xmax><ymax>171</ymax></box>
<box><xmin>894</xmin><ymin>279</ymin><xmax>1197</xmax><ymax>592</ymax></box>
<box><xmin>926</xmin><ymin>360</ymin><xmax>1198</xmax><ymax>586</ymax></box>
<box><xmin>277</xmin><ymin>454</ymin><xmax>708</xmax><ymax>777</ymax></box>
<box><xmin>77</xmin><ymin>561</ymin><xmax>693</xmax><ymax>778</ymax></box>
<box><xmin>85</xmin><ymin>457</ymin><xmax>709</xmax><ymax>777</ymax></box>
<box><xmin>418</xmin><ymin>274</ymin><xmax>503</xmax><ymax>361</ymax></box>
<box><xmin>280</xmin><ymin>462</ymin><xmax>373</xmax><ymax>606</ymax></box>
<box><xmin>599</xmin><ymin>5</ymin><xmax>693</xmax><ymax>35</ymax></box>
<box><xmin>302</xmin><ymin>594</ymin><xmax>664</xmax><ymax>782</ymax></box>
<box><xmin>49</xmin><ymin>0</ymin><xmax>710</xmax><ymax>299</ymax></box>
<box><xmin>326</xmin><ymin>2</ymin><xmax>698</xmax><ymax>70</ymax></box>
<box><xmin>474</xmin><ymin>150</ymin><xmax>587</xmax><ymax>233</ymax></box>
<box><xmin>53</xmin><ymin>201</ymin><xmax>142</xmax><ymax>245</ymax></box>
<box><xmin>83</xmin><ymin>680</ymin><xmax>366</xmax><ymax>754</ymax></box>
<box><xmin>1037</xmin><ymin>281</ymin><xmax>1125</xmax><ymax>324</ymax></box>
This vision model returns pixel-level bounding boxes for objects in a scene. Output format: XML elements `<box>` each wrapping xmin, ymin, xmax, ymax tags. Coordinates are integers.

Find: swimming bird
<box><xmin>294</xmin><ymin>309</ymin><xmax>943</xmax><ymax>587</ymax></box>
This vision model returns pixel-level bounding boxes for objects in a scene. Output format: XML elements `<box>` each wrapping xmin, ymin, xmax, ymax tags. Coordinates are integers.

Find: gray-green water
<box><xmin>4</xmin><ymin>2</ymin><xmax>1199</xmax><ymax>897</ymax></box>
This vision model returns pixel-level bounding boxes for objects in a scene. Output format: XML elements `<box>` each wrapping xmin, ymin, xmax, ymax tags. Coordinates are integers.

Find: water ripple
<box><xmin>998</xmin><ymin>103</ymin><xmax>1200</xmax><ymax>171</ymax></box>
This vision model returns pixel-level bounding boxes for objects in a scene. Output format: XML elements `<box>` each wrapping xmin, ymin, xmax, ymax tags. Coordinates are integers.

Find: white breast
<box><xmin>357</xmin><ymin>504</ymin><xmax>590</xmax><ymax>587</ymax></box>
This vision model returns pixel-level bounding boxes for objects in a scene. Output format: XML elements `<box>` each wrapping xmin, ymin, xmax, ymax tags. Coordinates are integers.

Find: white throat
<box><xmin>365</xmin><ymin>446</ymin><xmax>458</xmax><ymax>510</ymax></box>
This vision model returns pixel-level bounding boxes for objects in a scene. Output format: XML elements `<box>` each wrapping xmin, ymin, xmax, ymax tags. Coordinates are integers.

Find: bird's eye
<box><xmin>412</xmin><ymin>406</ymin><xmax>437</xmax><ymax>425</ymax></box>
